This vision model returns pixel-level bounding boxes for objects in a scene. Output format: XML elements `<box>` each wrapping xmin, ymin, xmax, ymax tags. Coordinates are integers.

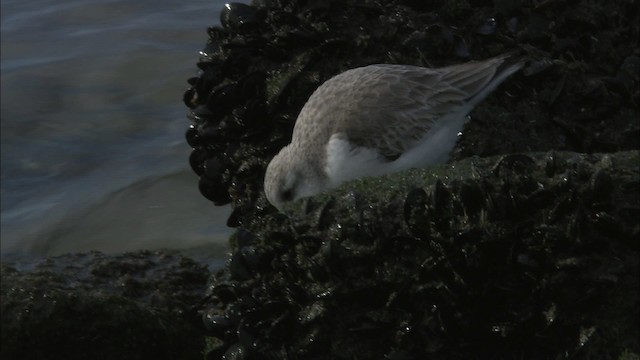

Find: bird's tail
<box><xmin>440</xmin><ymin>50</ymin><xmax>527</xmax><ymax>107</ymax></box>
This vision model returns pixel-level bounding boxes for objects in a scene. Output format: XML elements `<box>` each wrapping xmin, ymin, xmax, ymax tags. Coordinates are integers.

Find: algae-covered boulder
<box><xmin>0</xmin><ymin>251</ymin><xmax>209</xmax><ymax>360</ymax></box>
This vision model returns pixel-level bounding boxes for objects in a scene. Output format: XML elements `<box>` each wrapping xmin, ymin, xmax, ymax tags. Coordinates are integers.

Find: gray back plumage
<box><xmin>290</xmin><ymin>53</ymin><xmax>525</xmax><ymax>161</ymax></box>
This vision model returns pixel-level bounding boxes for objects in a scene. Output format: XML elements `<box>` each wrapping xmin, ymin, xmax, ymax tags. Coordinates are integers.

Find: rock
<box><xmin>201</xmin><ymin>151</ymin><xmax>639</xmax><ymax>359</ymax></box>
<box><xmin>182</xmin><ymin>0</ymin><xmax>639</xmax><ymax>358</ymax></box>
<box><xmin>184</xmin><ymin>0</ymin><xmax>640</xmax><ymax>225</ymax></box>
<box><xmin>0</xmin><ymin>251</ymin><xmax>209</xmax><ymax>360</ymax></box>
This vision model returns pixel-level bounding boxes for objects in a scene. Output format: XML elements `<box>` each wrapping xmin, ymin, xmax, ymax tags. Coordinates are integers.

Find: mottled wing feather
<box><xmin>436</xmin><ymin>56</ymin><xmax>507</xmax><ymax>98</ymax></box>
<box><xmin>290</xmin><ymin>54</ymin><xmax>518</xmax><ymax>161</ymax></box>
<box><xmin>337</xmin><ymin>59</ymin><xmax>504</xmax><ymax>159</ymax></box>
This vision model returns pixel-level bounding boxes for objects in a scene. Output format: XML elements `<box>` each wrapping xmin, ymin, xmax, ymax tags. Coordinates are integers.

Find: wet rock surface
<box><xmin>1</xmin><ymin>251</ymin><xmax>210</xmax><ymax>360</ymax></box>
<box><xmin>184</xmin><ymin>0</ymin><xmax>639</xmax><ymax>359</ymax></box>
<box><xmin>181</xmin><ymin>0</ymin><xmax>640</xmax><ymax>358</ymax></box>
<box><xmin>202</xmin><ymin>151</ymin><xmax>639</xmax><ymax>359</ymax></box>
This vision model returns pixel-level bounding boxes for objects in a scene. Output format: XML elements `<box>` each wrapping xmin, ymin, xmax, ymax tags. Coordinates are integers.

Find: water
<box><xmin>1</xmin><ymin>0</ymin><xmax>237</xmax><ymax>260</ymax></box>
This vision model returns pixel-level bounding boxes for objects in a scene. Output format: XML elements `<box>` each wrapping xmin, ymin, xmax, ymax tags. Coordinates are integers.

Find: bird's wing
<box><xmin>337</xmin><ymin>55</ymin><xmax>519</xmax><ymax>160</ymax></box>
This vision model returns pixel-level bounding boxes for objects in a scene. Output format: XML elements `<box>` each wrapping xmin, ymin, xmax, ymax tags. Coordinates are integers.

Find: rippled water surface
<box><xmin>1</xmin><ymin>0</ymin><xmax>235</xmax><ymax>259</ymax></box>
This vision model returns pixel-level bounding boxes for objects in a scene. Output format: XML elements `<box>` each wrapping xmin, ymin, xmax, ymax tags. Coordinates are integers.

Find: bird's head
<box><xmin>264</xmin><ymin>145</ymin><xmax>327</xmax><ymax>211</ymax></box>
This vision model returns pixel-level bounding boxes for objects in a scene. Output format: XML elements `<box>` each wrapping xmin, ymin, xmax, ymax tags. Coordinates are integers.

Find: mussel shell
<box><xmin>199</xmin><ymin>175</ymin><xmax>232</xmax><ymax>205</ymax></box>
<box><xmin>545</xmin><ymin>151</ymin><xmax>557</xmax><ymax>177</ymax></box>
<box><xmin>235</xmin><ymin>99</ymin><xmax>269</xmax><ymax>129</ymax></box>
<box><xmin>207</xmin><ymin>83</ymin><xmax>238</xmax><ymax>115</ymax></box>
<box><xmin>227</xmin><ymin>207</ymin><xmax>243</xmax><ymax>228</ymax></box>
<box><xmin>590</xmin><ymin>169</ymin><xmax>613</xmax><ymax>205</ymax></box>
<box><xmin>492</xmin><ymin>154</ymin><xmax>536</xmax><ymax>177</ymax></box>
<box><xmin>204</xmin><ymin>157</ymin><xmax>226</xmax><ymax>181</ymax></box>
<box><xmin>230</xmin><ymin>250</ymin><xmax>253</xmax><ymax>281</ymax></box>
<box><xmin>183</xmin><ymin>87</ymin><xmax>198</xmax><ymax>109</ymax></box>
<box><xmin>220</xmin><ymin>3</ymin><xmax>263</xmax><ymax>34</ymax></box>
<box><xmin>454</xmin><ymin>39</ymin><xmax>471</xmax><ymax>59</ymax></box>
<box><xmin>234</xmin><ymin>72</ymin><xmax>267</xmax><ymax>99</ymax></box>
<box><xmin>211</xmin><ymin>283</ymin><xmax>238</xmax><ymax>303</ymax></box>
<box><xmin>403</xmin><ymin>188</ymin><xmax>430</xmax><ymax>239</ymax></box>
<box><xmin>476</xmin><ymin>17</ymin><xmax>497</xmax><ymax>35</ymax></box>
<box><xmin>432</xmin><ymin>179</ymin><xmax>451</xmax><ymax>213</ymax></box>
<box><xmin>458</xmin><ymin>180</ymin><xmax>485</xmax><ymax>217</ymax></box>
<box><xmin>221</xmin><ymin>343</ymin><xmax>247</xmax><ymax>360</ymax></box>
<box><xmin>236</xmin><ymin>228</ymin><xmax>257</xmax><ymax>248</ymax></box>
<box><xmin>203</xmin><ymin>312</ymin><xmax>235</xmax><ymax>338</ymax></box>
<box><xmin>185</xmin><ymin>125</ymin><xmax>201</xmax><ymax>148</ymax></box>
<box><xmin>189</xmin><ymin>147</ymin><xmax>209</xmax><ymax>176</ymax></box>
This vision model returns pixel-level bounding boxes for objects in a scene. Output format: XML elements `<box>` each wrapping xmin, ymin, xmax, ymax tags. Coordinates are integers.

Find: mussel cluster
<box><xmin>199</xmin><ymin>151</ymin><xmax>638</xmax><ymax>359</ymax></box>
<box><xmin>184</xmin><ymin>0</ymin><xmax>638</xmax><ymax>220</ymax></box>
<box><xmin>183</xmin><ymin>0</ymin><xmax>544</xmax><ymax>223</ymax></box>
<box><xmin>184</xmin><ymin>0</ymin><xmax>640</xmax><ymax>358</ymax></box>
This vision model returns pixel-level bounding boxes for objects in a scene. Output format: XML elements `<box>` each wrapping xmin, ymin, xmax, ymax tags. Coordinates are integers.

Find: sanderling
<box><xmin>264</xmin><ymin>52</ymin><xmax>526</xmax><ymax>210</ymax></box>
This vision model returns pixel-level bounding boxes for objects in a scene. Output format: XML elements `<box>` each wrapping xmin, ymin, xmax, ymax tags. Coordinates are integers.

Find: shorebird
<box><xmin>264</xmin><ymin>52</ymin><xmax>525</xmax><ymax>210</ymax></box>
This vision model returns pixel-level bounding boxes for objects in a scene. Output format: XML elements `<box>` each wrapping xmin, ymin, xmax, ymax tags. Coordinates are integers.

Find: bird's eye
<box><xmin>281</xmin><ymin>188</ymin><xmax>294</xmax><ymax>202</ymax></box>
